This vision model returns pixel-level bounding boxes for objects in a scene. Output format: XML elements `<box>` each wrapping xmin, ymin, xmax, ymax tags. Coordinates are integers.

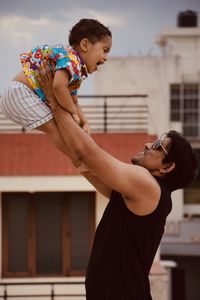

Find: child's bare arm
<box><xmin>72</xmin><ymin>96</ymin><xmax>91</xmax><ymax>134</ymax></box>
<box><xmin>53</xmin><ymin>69</ymin><xmax>80</xmax><ymax>123</ymax></box>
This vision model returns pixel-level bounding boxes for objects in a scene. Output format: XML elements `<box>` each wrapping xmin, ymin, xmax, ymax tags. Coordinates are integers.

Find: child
<box><xmin>0</xmin><ymin>18</ymin><xmax>112</xmax><ymax>155</ymax></box>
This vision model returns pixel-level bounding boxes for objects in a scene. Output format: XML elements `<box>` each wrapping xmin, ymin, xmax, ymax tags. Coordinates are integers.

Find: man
<box><xmin>38</xmin><ymin>68</ymin><xmax>198</xmax><ymax>300</ymax></box>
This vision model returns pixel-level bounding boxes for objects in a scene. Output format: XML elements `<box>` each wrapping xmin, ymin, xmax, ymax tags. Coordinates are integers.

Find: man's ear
<box><xmin>80</xmin><ymin>38</ymin><xmax>90</xmax><ymax>51</ymax></box>
<box><xmin>160</xmin><ymin>162</ymin><xmax>175</xmax><ymax>174</ymax></box>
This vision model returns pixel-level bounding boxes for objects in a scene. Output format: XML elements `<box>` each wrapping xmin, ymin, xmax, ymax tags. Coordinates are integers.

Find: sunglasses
<box><xmin>151</xmin><ymin>139</ymin><xmax>168</xmax><ymax>155</ymax></box>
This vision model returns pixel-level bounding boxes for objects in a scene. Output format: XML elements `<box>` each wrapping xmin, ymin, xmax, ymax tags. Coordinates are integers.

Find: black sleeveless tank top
<box><xmin>85</xmin><ymin>177</ymin><xmax>172</xmax><ymax>300</ymax></box>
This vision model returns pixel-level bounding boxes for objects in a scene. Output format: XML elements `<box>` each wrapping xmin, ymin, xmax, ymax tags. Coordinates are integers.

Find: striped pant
<box><xmin>0</xmin><ymin>81</ymin><xmax>53</xmax><ymax>130</ymax></box>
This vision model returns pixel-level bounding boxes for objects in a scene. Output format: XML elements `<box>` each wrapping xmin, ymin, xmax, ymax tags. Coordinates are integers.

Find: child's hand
<box><xmin>82</xmin><ymin>121</ymin><xmax>91</xmax><ymax>135</ymax></box>
<box><xmin>72</xmin><ymin>113</ymin><xmax>81</xmax><ymax>125</ymax></box>
<box><xmin>78</xmin><ymin>163</ymin><xmax>90</xmax><ymax>174</ymax></box>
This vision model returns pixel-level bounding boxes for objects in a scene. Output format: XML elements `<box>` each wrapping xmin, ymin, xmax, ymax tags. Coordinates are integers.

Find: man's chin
<box><xmin>131</xmin><ymin>157</ymin><xmax>141</xmax><ymax>166</ymax></box>
<box><xmin>131</xmin><ymin>158</ymin><xmax>137</xmax><ymax>165</ymax></box>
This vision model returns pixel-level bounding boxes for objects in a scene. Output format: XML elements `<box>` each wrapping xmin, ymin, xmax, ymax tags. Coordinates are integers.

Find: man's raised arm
<box><xmin>37</xmin><ymin>65</ymin><xmax>159</xmax><ymax>208</ymax></box>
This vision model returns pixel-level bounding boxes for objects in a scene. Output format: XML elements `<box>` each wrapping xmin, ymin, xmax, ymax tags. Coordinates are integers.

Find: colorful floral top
<box><xmin>20</xmin><ymin>44</ymin><xmax>88</xmax><ymax>101</ymax></box>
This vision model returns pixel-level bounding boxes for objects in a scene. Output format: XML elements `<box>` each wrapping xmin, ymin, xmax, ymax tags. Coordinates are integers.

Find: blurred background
<box><xmin>0</xmin><ymin>1</ymin><xmax>200</xmax><ymax>300</ymax></box>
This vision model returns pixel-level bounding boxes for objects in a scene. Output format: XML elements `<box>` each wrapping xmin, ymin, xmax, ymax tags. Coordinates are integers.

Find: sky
<box><xmin>0</xmin><ymin>0</ymin><xmax>200</xmax><ymax>94</ymax></box>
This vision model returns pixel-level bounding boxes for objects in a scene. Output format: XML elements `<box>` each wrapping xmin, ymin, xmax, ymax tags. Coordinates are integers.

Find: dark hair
<box><xmin>163</xmin><ymin>130</ymin><xmax>198</xmax><ymax>191</ymax></box>
<box><xmin>68</xmin><ymin>18</ymin><xmax>112</xmax><ymax>46</ymax></box>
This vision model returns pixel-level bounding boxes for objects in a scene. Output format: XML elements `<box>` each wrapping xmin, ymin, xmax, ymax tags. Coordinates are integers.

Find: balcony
<box><xmin>0</xmin><ymin>94</ymin><xmax>156</xmax><ymax>177</ymax></box>
<box><xmin>0</xmin><ymin>95</ymin><xmax>148</xmax><ymax>133</ymax></box>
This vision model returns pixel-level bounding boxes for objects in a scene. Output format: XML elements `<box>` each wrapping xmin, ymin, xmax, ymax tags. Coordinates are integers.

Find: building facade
<box><xmin>0</xmin><ymin>10</ymin><xmax>199</xmax><ymax>300</ymax></box>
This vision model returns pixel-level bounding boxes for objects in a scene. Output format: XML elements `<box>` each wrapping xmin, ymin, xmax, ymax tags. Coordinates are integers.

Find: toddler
<box><xmin>0</xmin><ymin>18</ymin><xmax>112</xmax><ymax>155</ymax></box>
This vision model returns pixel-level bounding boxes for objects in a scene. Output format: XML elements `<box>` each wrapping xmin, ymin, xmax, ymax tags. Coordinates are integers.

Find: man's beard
<box><xmin>131</xmin><ymin>157</ymin><xmax>140</xmax><ymax>165</ymax></box>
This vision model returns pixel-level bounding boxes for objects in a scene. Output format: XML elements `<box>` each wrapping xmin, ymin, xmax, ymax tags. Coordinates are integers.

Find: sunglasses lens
<box><xmin>152</xmin><ymin>140</ymin><xmax>161</xmax><ymax>150</ymax></box>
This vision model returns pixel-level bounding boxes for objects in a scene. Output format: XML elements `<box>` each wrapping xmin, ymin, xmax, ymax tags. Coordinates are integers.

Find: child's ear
<box><xmin>80</xmin><ymin>38</ymin><xmax>90</xmax><ymax>51</ymax></box>
<box><xmin>160</xmin><ymin>162</ymin><xmax>175</xmax><ymax>174</ymax></box>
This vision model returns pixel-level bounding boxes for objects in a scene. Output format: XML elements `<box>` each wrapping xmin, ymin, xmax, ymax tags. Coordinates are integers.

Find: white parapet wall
<box><xmin>149</xmin><ymin>262</ymin><xmax>169</xmax><ymax>300</ymax></box>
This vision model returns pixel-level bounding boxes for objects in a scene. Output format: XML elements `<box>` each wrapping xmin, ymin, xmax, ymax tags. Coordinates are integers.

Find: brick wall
<box><xmin>0</xmin><ymin>133</ymin><xmax>156</xmax><ymax>176</ymax></box>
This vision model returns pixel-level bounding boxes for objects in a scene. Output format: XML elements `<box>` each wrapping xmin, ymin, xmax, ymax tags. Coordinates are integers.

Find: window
<box><xmin>184</xmin><ymin>149</ymin><xmax>200</xmax><ymax>206</ymax></box>
<box><xmin>170</xmin><ymin>84</ymin><xmax>200</xmax><ymax>137</ymax></box>
<box><xmin>170</xmin><ymin>84</ymin><xmax>200</xmax><ymax>211</ymax></box>
<box><xmin>2</xmin><ymin>192</ymin><xmax>95</xmax><ymax>278</ymax></box>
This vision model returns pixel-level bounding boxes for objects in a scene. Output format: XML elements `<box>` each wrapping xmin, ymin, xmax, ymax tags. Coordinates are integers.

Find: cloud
<box><xmin>0</xmin><ymin>0</ymin><xmax>199</xmax><ymax>93</ymax></box>
<box><xmin>0</xmin><ymin>14</ymin><xmax>66</xmax><ymax>49</ymax></box>
<box><xmin>0</xmin><ymin>13</ymin><xmax>68</xmax><ymax>91</ymax></box>
<box><xmin>0</xmin><ymin>7</ymin><xmax>127</xmax><ymax>52</ymax></box>
<box><xmin>0</xmin><ymin>6</ymin><xmax>127</xmax><ymax>91</ymax></box>
<box><xmin>57</xmin><ymin>6</ymin><xmax>127</xmax><ymax>28</ymax></box>
<box><xmin>0</xmin><ymin>15</ymin><xmax>34</xmax><ymax>47</ymax></box>
<box><xmin>0</xmin><ymin>0</ymin><xmax>130</xmax><ymax>25</ymax></box>
<box><xmin>78</xmin><ymin>8</ymin><xmax>127</xmax><ymax>27</ymax></box>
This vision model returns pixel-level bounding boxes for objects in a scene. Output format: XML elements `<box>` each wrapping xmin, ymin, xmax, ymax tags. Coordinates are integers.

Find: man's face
<box><xmin>131</xmin><ymin>134</ymin><xmax>172</xmax><ymax>175</ymax></box>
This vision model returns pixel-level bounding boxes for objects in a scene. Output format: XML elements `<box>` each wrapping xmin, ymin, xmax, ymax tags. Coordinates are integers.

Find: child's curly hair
<box><xmin>68</xmin><ymin>18</ymin><xmax>112</xmax><ymax>46</ymax></box>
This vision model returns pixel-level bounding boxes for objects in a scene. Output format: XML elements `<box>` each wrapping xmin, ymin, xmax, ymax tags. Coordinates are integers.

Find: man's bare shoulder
<box><xmin>122</xmin><ymin>165</ymin><xmax>161</xmax><ymax>215</ymax></box>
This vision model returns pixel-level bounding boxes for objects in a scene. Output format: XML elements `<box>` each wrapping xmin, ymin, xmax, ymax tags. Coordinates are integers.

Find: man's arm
<box><xmin>78</xmin><ymin>164</ymin><xmax>112</xmax><ymax>198</ymax></box>
<box><xmin>51</xmin><ymin>103</ymin><xmax>159</xmax><ymax>205</ymax></box>
<box><xmin>39</xmin><ymin>64</ymin><xmax>160</xmax><ymax>214</ymax></box>
<box><xmin>37</xmin><ymin>68</ymin><xmax>111</xmax><ymax>196</ymax></box>
<box><xmin>83</xmin><ymin>173</ymin><xmax>112</xmax><ymax>198</ymax></box>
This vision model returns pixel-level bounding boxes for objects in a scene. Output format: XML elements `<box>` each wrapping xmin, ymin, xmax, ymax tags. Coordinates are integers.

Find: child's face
<box><xmin>80</xmin><ymin>36</ymin><xmax>112</xmax><ymax>74</ymax></box>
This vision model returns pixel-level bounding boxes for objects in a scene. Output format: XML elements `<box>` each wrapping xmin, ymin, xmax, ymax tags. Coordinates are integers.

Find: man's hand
<box><xmin>37</xmin><ymin>62</ymin><xmax>88</xmax><ymax>133</ymax></box>
<box><xmin>36</xmin><ymin>61</ymin><xmax>58</xmax><ymax>110</ymax></box>
<box><xmin>77</xmin><ymin>163</ymin><xmax>91</xmax><ymax>174</ymax></box>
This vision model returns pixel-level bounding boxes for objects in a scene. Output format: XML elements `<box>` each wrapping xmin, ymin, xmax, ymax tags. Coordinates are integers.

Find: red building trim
<box><xmin>0</xmin><ymin>133</ymin><xmax>156</xmax><ymax>176</ymax></box>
